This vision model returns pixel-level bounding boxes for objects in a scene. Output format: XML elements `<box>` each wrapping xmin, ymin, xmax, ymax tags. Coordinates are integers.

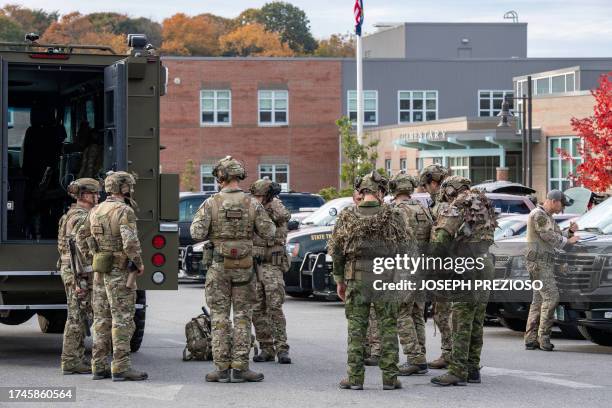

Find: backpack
<box><xmin>182</xmin><ymin>307</ymin><xmax>213</xmax><ymax>361</ymax></box>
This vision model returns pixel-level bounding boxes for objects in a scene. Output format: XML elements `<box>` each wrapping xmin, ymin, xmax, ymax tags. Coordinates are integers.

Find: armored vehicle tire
<box><xmin>0</xmin><ymin>310</ymin><xmax>35</xmax><ymax>325</ymax></box>
<box><xmin>498</xmin><ymin>317</ymin><xmax>526</xmax><ymax>332</ymax></box>
<box><xmin>557</xmin><ymin>323</ymin><xmax>585</xmax><ymax>340</ymax></box>
<box><xmin>578</xmin><ymin>326</ymin><xmax>612</xmax><ymax>347</ymax></box>
<box><xmin>38</xmin><ymin>311</ymin><xmax>67</xmax><ymax>334</ymax></box>
<box><xmin>131</xmin><ymin>290</ymin><xmax>146</xmax><ymax>352</ymax></box>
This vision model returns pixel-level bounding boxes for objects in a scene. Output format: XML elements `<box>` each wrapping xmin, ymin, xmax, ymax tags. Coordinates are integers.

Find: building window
<box><xmin>516</xmin><ymin>72</ymin><xmax>576</xmax><ymax>97</ymax></box>
<box><xmin>548</xmin><ymin>137</ymin><xmax>582</xmax><ymax>191</ymax></box>
<box><xmin>200</xmin><ymin>90</ymin><xmax>231</xmax><ymax>126</ymax></box>
<box><xmin>478</xmin><ymin>90</ymin><xmax>513</xmax><ymax>117</ymax></box>
<box><xmin>7</xmin><ymin>108</ymin><xmax>14</xmax><ymax>127</ymax></box>
<box><xmin>399</xmin><ymin>158</ymin><xmax>407</xmax><ymax>172</ymax></box>
<box><xmin>449</xmin><ymin>157</ymin><xmax>469</xmax><ymax>177</ymax></box>
<box><xmin>258</xmin><ymin>90</ymin><xmax>288</xmax><ymax>126</ymax></box>
<box><xmin>398</xmin><ymin>91</ymin><xmax>437</xmax><ymax>123</ymax></box>
<box><xmin>385</xmin><ymin>159</ymin><xmax>392</xmax><ymax>176</ymax></box>
<box><xmin>259</xmin><ymin>164</ymin><xmax>289</xmax><ymax>191</ymax></box>
<box><xmin>348</xmin><ymin>90</ymin><xmax>378</xmax><ymax>125</ymax></box>
<box><xmin>200</xmin><ymin>164</ymin><xmax>218</xmax><ymax>192</ymax></box>
<box><xmin>416</xmin><ymin>157</ymin><xmax>424</xmax><ymax>171</ymax></box>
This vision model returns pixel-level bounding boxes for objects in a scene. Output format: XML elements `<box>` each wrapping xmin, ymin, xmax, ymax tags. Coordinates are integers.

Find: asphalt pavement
<box><xmin>1</xmin><ymin>283</ymin><xmax>611</xmax><ymax>408</ymax></box>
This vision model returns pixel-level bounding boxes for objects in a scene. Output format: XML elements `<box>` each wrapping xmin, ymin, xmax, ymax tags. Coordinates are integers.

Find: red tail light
<box><xmin>152</xmin><ymin>253</ymin><xmax>166</xmax><ymax>267</ymax></box>
<box><xmin>152</xmin><ymin>235</ymin><xmax>166</xmax><ymax>249</ymax></box>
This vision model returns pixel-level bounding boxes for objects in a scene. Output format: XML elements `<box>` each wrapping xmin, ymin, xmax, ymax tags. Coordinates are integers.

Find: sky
<box><xmin>11</xmin><ymin>0</ymin><xmax>612</xmax><ymax>57</ymax></box>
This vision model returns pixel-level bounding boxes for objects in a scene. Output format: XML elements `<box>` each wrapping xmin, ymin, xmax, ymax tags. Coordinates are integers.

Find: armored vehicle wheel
<box><xmin>578</xmin><ymin>326</ymin><xmax>612</xmax><ymax>347</ymax></box>
<box><xmin>0</xmin><ymin>310</ymin><xmax>35</xmax><ymax>325</ymax></box>
<box><xmin>498</xmin><ymin>317</ymin><xmax>526</xmax><ymax>332</ymax></box>
<box><xmin>130</xmin><ymin>290</ymin><xmax>146</xmax><ymax>352</ymax></box>
<box><xmin>38</xmin><ymin>311</ymin><xmax>67</xmax><ymax>334</ymax></box>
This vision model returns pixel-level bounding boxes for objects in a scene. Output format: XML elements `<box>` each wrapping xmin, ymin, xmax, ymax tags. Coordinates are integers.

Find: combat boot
<box><xmin>112</xmin><ymin>369</ymin><xmax>148</xmax><ymax>382</ymax></box>
<box><xmin>525</xmin><ymin>341</ymin><xmax>539</xmax><ymax>350</ymax></box>
<box><xmin>277</xmin><ymin>351</ymin><xmax>292</xmax><ymax>364</ymax></box>
<box><xmin>428</xmin><ymin>356</ymin><xmax>449</xmax><ymax>369</ymax></box>
<box><xmin>539</xmin><ymin>339</ymin><xmax>555</xmax><ymax>352</ymax></box>
<box><xmin>205</xmin><ymin>369</ymin><xmax>231</xmax><ymax>383</ymax></box>
<box><xmin>92</xmin><ymin>369</ymin><xmax>112</xmax><ymax>380</ymax></box>
<box><xmin>382</xmin><ymin>378</ymin><xmax>402</xmax><ymax>390</ymax></box>
<box><xmin>253</xmin><ymin>350</ymin><xmax>275</xmax><ymax>363</ymax></box>
<box><xmin>431</xmin><ymin>373</ymin><xmax>467</xmax><ymax>386</ymax></box>
<box><xmin>468</xmin><ymin>369</ymin><xmax>481</xmax><ymax>384</ymax></box>
<box><xmin>232</xmin><ymin>368</ymin><xmax>264</xmax><ymax>383</ymax></box>
<box><xmin>364</xmin><ymin>356</ymin><xmax>380</xmax><ymax>366</ymax></box>
<box><xmin>339</xmin><ymin>378</ymin><xmax>363</xmax><ymax>390</ymax></box>
<box><xmin>398</xmin><ymin>362</ymin><xmax>428</xmax><ymax>376</ymax></box>
<box><xmin>62</xmin><ymin>362</ymin><xmax>92</xmax><ymax>375</ymax></box>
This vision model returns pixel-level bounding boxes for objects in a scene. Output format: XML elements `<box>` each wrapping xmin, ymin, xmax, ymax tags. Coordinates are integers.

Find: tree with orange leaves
<box><xmin>160</xmin><ymin>13</ymin><xmax>229</xmax><ymax>56</ymax></box>
<box><xmin>560</xmin><ymin>72</ymin><xmax>612</xmax><ymax>192</ymax></box>
<box><xmin>219</xmin><ymin>23</ymin><xmax>293</xmax><ymax>57</ymax></box>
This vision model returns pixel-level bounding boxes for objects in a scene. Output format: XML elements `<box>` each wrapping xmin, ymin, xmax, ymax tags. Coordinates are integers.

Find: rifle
<box><xmin>68</xmin><ymin>237</ymin><xmax>92</xmax><ymax>337</ymax></box>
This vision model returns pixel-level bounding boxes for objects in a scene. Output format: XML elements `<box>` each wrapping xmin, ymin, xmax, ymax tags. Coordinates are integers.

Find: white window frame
<box><xmin>399</xmin><ymin>158</ymin><xmax>407</xmax><ymax>172</ymax></box>
<box><xmin>449</xmin><ymin>157</ymin><xmax>470</xmax><ymax>178</ymax></box>
<box><xmin>385</xmin><ymin>159</ymin><xmax>392</xmax><ymax>176</ymax></box>
<box><xmin>200</xmin><ymin>90</ymin><xmax>232</xmax><ymax>127</ymax></box>
<box><xmin>548</xmin><ymin>136</ymin><xmax>582</xmax><ymax>192</ymax></box>
<box><xmin>478</xmin><ymin>90</ymin><xmax>514</xmax><ymax>117</ymax></box>
<box><xmin>397</xmin><ymin>90</ymin><xmax>438</xmax><ymax>124</ymax></box>
<box><xmin>258</xmin><ymin>164</ymin><xmax>290</xmax><ymax>191</ymax></box>
<box><xmin>7</xmin><ymin>108</ymin><xmax>14</xmax><ymax>127</ymax></box>
<box><xmin>200</xmin><ymin>164</ymin><xmax>218</xmax><ymax>192</ymax></box>
<box><xmin>347</xmin><ymin>90</ymin><xmax>378</xmax><ymax>126</ymax></box>
<box><xmin>516</xmin><ymin>72</ymin><xmax>576</xmax><ymax>97</ymax></box>
<box><xmin>258</xmin><ymin>90</ymin><xmax>289</xmax><ymax>127</ymax></box>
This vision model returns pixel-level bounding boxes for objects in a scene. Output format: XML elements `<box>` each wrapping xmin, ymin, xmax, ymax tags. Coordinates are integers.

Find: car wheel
<box><xmin>498</xmin><ymin>316</ymin><xmax>526</xmax><ymax>332</ymax></box>
<box><xmin>578</xmin><ymin>326</ymin><xmax>612</xmax><ymax>347</ymax></box>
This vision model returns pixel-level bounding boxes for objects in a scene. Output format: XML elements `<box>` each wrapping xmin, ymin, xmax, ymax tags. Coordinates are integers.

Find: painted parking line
<box><xmin>483</xmin><ymin>367</ymin><xmax>602</xmax><ymax>389</ymax></box>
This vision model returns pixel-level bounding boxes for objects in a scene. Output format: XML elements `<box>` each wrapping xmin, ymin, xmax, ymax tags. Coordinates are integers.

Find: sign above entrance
<box><xmin>399</xmin><ymin>129</ymin><xmax>447</xmax><ymax>142</ymax></box>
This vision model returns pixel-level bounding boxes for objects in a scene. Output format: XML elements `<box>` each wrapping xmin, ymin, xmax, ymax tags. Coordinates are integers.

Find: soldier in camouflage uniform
<box><xmin>524</xmin><ymin>190</ymin><xmax>579</xmax><ymax>351</ymax></box>
<box><xmin>419</xmin><ymin>164</ymin><xmax>452</xmax><ymax>369</ymax></box>
<box><xmin>250</xmin><ymin>179</ymin><xmax>292</xmax><ymax>364</ymax></box>
<box><xmin>389</xmin><ymin>171</ymin><xmax>432</xmax><ymax>376</ymax></box>
<box><xmin>77</xmin><ymin>171</ymin><xmax>147</xmax><ymax>381</ymax></box>
<box><xmin>58</xmin><ymin>178</ymin><xmax>100</xmax><ymax>375</ymax></box>
<box><xmin>430</xmin><ymin>176</ymin><xmax>497</xmax><ymax>386</ymax></box>
<box><xmin>364</xmin><ymin>305</ymin><xmax>381</xmax><ymax>366</ymax></box>
<box><xmin>190</xmin><ymin>157</ymin><xmax>275</xmax><ymax>383</ymax></box>
<box><xmin>329</xmin><ymin>171</ymin><xmax>410</xmax><ymax>390</ymax></box>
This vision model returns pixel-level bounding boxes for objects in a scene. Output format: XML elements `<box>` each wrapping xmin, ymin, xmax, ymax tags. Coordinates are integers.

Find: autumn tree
<box><xmin>219</xmin><ymin>23</ymin><xmax>293</xmax><ymax>57</ymax></box>
<box><xmin>314</xmin><ymin>33</ymin><xmax>355</xmax><ymax>57</ymax></box>
<box><xmin>258</xmin><ymin>2</ymin><xmax>317</xmax><ymax>54</ymax></box>
<box><xmin>560</xmin><ymin>72</ymin><xmax>612</xmax><ymax>192</ymax></box>
<box><xmin>181</xmin><ymin>160</ymin><xmax>197</xmax><ymax>192</ymax></box>
<box><xmin>1</xmin><ymin>4</ymin><xmax>58</xmax><ymax>36</ymax></box>
<box><xmin>161</xmin><ymin>13</ymin><xmax>228</xmax><ymax>56</ymax></box>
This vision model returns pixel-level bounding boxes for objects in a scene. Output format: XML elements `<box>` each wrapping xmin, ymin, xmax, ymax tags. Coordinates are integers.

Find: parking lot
<box><xmin>1</xmin><ymin>283</ymin><xmax>612</xmax><ymax>408</ymax></box>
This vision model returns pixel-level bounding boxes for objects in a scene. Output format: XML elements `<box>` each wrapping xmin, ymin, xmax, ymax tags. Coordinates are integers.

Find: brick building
<box><xmin>160</xmin><ymin>57</ymin><xmax>343</xmax><ymax>193</ymax></box>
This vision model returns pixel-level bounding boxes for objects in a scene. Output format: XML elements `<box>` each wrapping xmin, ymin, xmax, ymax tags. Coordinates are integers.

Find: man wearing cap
<box><xmin>57</xmin><ymin>178</ymin><xmax>100</xmax><ymax>375</ymax></box>
<box><xmin>524</xmin><ymin>190</ymin><xmax>579</xmax><ymax>351</ymax></box>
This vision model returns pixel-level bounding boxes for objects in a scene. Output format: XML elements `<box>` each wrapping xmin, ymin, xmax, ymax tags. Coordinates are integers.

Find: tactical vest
<box><xmin>90</xmin><ymin>200</ymin><xmax>128</xmax><ymax>253</ymax></box>
<box><xmin>395</xmin><ymin>199</ymin><xmax>433</xmax><ymax>243</ymax></box>
<box><xmin>526</xmin><ymin>206</ymin><xmax>560</xmax><ymax>255</ymax></box>
<box><xmin>57</xmin><ymin>206</ymin><xmax>89</xmax><ymax>265</ymax></box>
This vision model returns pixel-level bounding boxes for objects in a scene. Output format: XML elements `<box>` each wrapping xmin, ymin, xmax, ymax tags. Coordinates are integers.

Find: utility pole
<box><xmin>527</xmin><ymin>75</ymin><xmax>533</xmax><ymax>188</ymax></box>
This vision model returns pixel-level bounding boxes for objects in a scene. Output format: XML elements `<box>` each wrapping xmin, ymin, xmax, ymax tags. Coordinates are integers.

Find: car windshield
<box><xmin>179</xmin><ymin>197</ymin><xmax>207</xmax><ymax>222</ymax></box>
<box><xmin>490</xmin><ymin>198</ymin><xmax>531</xmax><ymax>214</ymax></box>
<box><xmin>280</xmin><ymin>195</ymin><xmax>324</xmax><ymax>213</ymax></box>
<box><xmin>559</xmin><ymin>198</ymin><xmax>612</xmax><ymax>234</ymax></box>
<box><xmin>301</xmin><ymin>199</ymin><xmax>352</xmax><ymax>226</ymax></box>
<box><xmin>494</xmin><ymin>218</ymin><xmax>525</xmax><ymax>240</ymax></box>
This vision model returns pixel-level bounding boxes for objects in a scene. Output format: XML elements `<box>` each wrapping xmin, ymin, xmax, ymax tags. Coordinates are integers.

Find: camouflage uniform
<box><xmin>430</xmin><ymin>176</ymin><xmax>497</xmax><ymax>384</ymax></box>
<box><xmin>191</xmin><ymin>182</ymin><xmax>275</xmax><ymax>373</ymax></box>
<box><xmin>524</xmin><ymin>205</ymin><xmax>571</xmax><ymax>347</ymax></box>
<box><xmin>366</xmin><ymin>306</ymin><xmax>381</xmax><ymax>360</ymax></box>
<box><xmin>329</xmin><ymin>172</ymin><xmax>411</xmax><ymax>387</ymax></box>
<box><xmin>419</xmin><ymin>164</ymin><xmax>453</xmax><ymax>365</ymax></box>
<box><xmin>252</xmin><ymin>195</ymin><xmax>292</xmax><ymax>358</ymax></box>
<box><xmin>57</xmin><ymin>178</ymin><xmax>99</xmax><ymax>372</ymax></box>
<box><xmin>77</xmin><ymin>172</ymin><xmax>143</xmax><ymax>376</ymax></box>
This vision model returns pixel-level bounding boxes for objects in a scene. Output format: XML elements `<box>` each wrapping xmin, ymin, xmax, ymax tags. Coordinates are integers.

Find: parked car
<box><xmin>495</xmin><ymin>213</ymin><xmax>578</xmax><ymax>241</ymax></box>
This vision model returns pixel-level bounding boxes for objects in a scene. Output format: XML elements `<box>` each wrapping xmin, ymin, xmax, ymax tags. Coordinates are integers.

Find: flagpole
<box><xmin>356</xmin><ymin>33</ymin><xmax>364</xmax><ymax>146</ymax></box>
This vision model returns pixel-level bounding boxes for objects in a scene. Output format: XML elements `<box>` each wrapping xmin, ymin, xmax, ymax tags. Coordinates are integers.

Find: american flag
<box><xmin>354</xmin><ymin>0</ymin><xmax>364</xmax><ymax>36</ymax></box>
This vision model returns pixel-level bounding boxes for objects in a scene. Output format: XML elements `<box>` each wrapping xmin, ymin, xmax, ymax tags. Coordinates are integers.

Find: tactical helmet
<box><xmin>419</xmin><ymin>164</ymin><xmax>449</xmax><ymax>186</ymax></box>
<box><xmin>67</xmin><ymin>178</ymin><xmax>101</xmax><ymax>199</ymax></box>
<box><xmin>250</xmin><ymin>178</ymin><xmax>272</xmax><ymax>196</ymax></box>
<box><xmin>354</xmin><ymin>171</ymin><xmax>388</xmax><ymax>194</ymax></box>
<box><xmin>212</xmin><ymin>156</ymin><xmax>246</xmax><ymax>182</ymax></box>
<box><xmin>440</xmin><ymin>175</ymin><xmax>471</xmax><ymax>200</ymax></box>
<box><xmin>389</xmin><ymin>171</ymin><xmax>419</xmax><ymax>196</ymax></box>
<box><xmin>104</xmin><ymin>171</ymin><xmax>136</xmax><ymax>195</ymax></box>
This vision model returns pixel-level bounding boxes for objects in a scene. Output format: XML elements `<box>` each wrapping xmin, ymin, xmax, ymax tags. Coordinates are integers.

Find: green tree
<box><xmin>1</xmin><ymin>4</ymin><xmax>58</xmax><ymax>36</ymax></box>
<box><xmin>337</xmin><ymin>116</ymin><xmax>379</xmax><ymax>186</ymax></box>
<box><xmin>181</xmin><ymin>159</ymin><xmax>197</xmax><ymax>192</ymax></box>
<box><xmin>258</xmin><ymin>2</ymin><xmax>317</xmax><ymax>54</ymax></box>
<box><xmin>0</xmin><ymin>14</ymin><xmax>23</xmax><ymax>42</ymax></box>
